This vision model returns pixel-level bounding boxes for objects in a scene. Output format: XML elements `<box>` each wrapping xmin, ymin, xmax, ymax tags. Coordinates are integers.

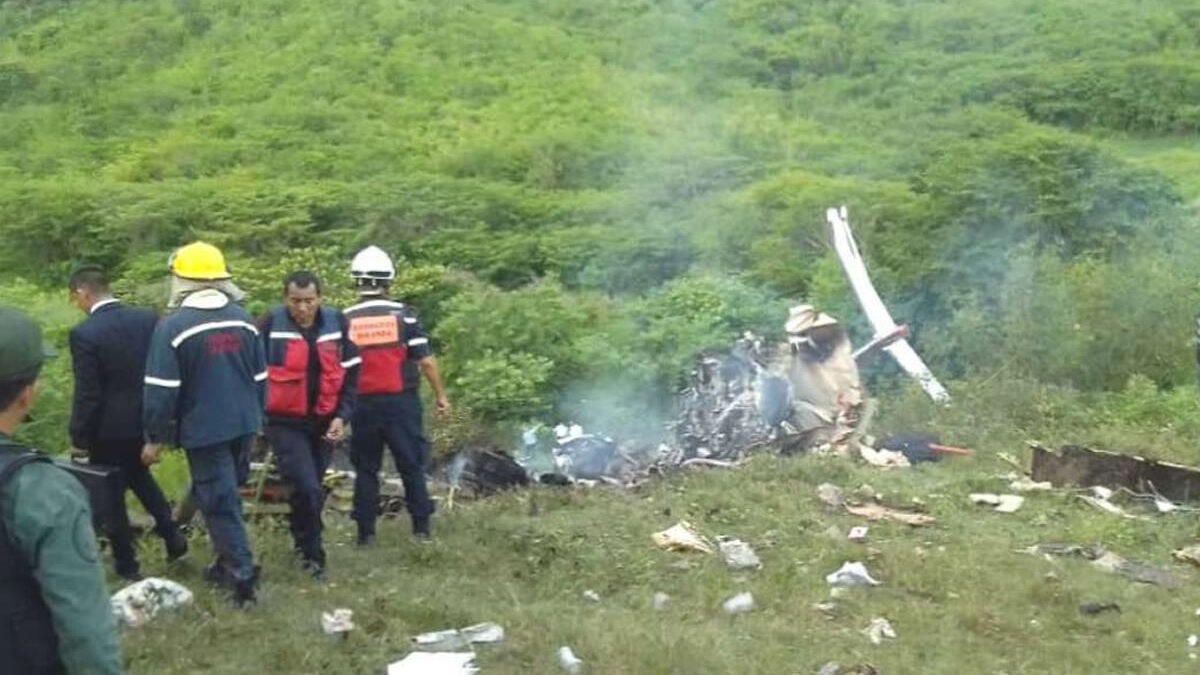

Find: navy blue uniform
<box><xmin>343</xmin><ymin>298</ymin><xmax>434</xmax><ymax>539</ymax></box>
<box><xmin>143</xmin><ymin>289</ymin><xmax>266</xmax><ymax>585</ymax></box>
<box><xmin>259</xmin><ymin>306</ymin><xmax>360</xmax><ymax>569</ymax></box>
<box><xmin>69</xmin><ymin>299</ymin><xmax>182</xmax><ymax>578</ymax></box>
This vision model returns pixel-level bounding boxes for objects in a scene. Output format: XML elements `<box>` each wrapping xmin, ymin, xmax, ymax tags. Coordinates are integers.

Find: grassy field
<box><xmin>117</xmin><ymin>387</ymin><xmax>1200</xmax><ymax>675</ymax></box>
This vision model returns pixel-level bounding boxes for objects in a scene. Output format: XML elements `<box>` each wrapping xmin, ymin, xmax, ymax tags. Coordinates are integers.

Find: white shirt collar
<box><xmin>90</xmin><ymin>298</ymin><xmax>120</xmax><ymax>314</ymax></box>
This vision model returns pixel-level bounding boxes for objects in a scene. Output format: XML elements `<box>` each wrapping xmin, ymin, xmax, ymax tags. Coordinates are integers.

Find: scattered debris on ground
<box><xmin>862</xmin><ymin>617</ymin><xmax>897</xmax><ymax>645</ymax></box>
<box><xmin>970</xmin><ymin>493</ymin><xmax>1025</xmax><ymax>513</ymax></box>
<box><xmin>1030</xmin><ymin>442</ymin><xmax>1200</xmax><ymax>503</ymax></box>
<box><xmin>388</xmin><ymin>652</ymin><xmax>478</xmax><ymax>675</ymax></box>
<box><xmin>722</xmin><ymin>591</ymin><xmax>756</xmax><ymax>615</ymax></box>
<box><xmin>557</xmin><ymin>646</ymin><xmax>584</xmax><ymax>673</ymax></box>
<box><xmin>653</xmin><ymin>521</ymin><xmax>715</xmax><ymax>554</ymax></box>
<box><xmin>653</xmin><ymin>592</ymin><xmax>670</xmax><ymax>610</ymax></box>
<box><xmin>880</xmin><ymin>432</ymin><xmax>973</xmax><ymax>464</ymax></box>
<box><xmin>718</xmin><ymin>537</ymin><xmax>763</xmax><ymax>571</ymax></box>
<box><xmin>321</xmin><ymin>609</ymin><xmax>355</xmax><ymax>637</ymax></box>
<box><xmin>111</xmin><ymin>578</ymin><xmax>194</xmax><ymax>628</ymax></box>
<box><xmin>582</xmin><ymin>590</ymin><xmax>601</xmax><ymax>603</ymax></box>
<box><xmin>1079</xmin><ymin>602</ymin><xmax>1121</xmax><ymax>616</ymax></box>
<box><xmin>826</xmin><ymin>562</ymin><xmax>881</xmax><ymax>587</ymax></box>
<box><xmin>1023</xmin><ymin>543</ymin><xmax>1180</xmax><ymax>588</ymax></box>
<box><xmin>818</xmin><ymin>663</ymin><xmax>880</xmax><ymax>675</ymax></box>
<box><xmin>1008</xmin><ymin>475</ymin><xmax>1054</xmax><ymax>492</ymax></box>
<box><xmin>1173</xmin><ymin>545</ymin><xmax>1200</xmax><ymax>567</ymax></box>
<box><xmin>412</xmin><ymin>623</ymin><xmax>506</xmax><ymax>652</ymax></box>
<box><xmin>848</xmin><ymin>526</ymin><xmax>869</xmax><ymax>543</ymax></box>
<box><xmin>844</xmin><ymin>503</ymin><xmax>935</xmax><ymax>527</ymax></box>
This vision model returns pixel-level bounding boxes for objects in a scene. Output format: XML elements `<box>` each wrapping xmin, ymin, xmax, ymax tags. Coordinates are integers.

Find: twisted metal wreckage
<box><xmin>439</xmin><ymin>207</ymin><xmax>954</xmax><ymax>497</ymax></box>
<box><xmin>241</xmin><ymin>208</ymin><xmax>954</xmax><ymax>511</ymax></box>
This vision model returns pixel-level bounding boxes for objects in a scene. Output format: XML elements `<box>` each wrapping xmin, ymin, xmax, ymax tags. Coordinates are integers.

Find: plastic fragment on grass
<box><xmin>110</xmin><ymin>577</ymin><xmax>194</xmax><ymax>628</ymax></box>
<box><xmin>583</xmin><ymin>590</ymin><xmax>601</xmax><ymax>603</ymax></box>
<box><xmin>862</xmin><ymin>617</ymin><xmax>897</xmax><ymax>645</ymax></box>
<box><xmin>722</xmin><ymin>591</ymin><xmax>756</xmax><ymax>615</ymax></box>
<box><xmin>1174</xmin><ymin>545</ymin><xmax>1200</xmax><ymax>567</ymax></box>
<box><xmin>718</xmin><ymin>537</ymin><xmax>763</xmax><ymax>571</ymax></box>
<box><xmin>652</xmin><ymin>521</ymin><xmax>715</xmax><ymax>554</ymax></box>
<box><xmin>826</xmin><ymin>561</ymin><xmax>881</xmax><ymax>587</ymax></box>
<box><xmin>848</xmin><ymin>526</ymin><xmax>869</xmax><ymax>542</ymax></box>
<box><xmin>558</xmin><ymin>646</ymin><xmax>584</xmax><ymax>673</ymax></box>
<box><xmin>321</xmin><ymin>609</ymin><xmax>355</xmax><ymax>636</ymax></box>
<box><xmin>388</xmin><ymin>652</ymin><xmax>478</xmax><ymax>675</ymax></box>
<box><xmin>412</xmin><ymin>623</ymin><xmax>505</xmax><ymax>652</ymax></box>
<box><xmin>970</xmin><ymin>493</ymin><xmax>1024</xmax><ymax>513</ymax></box>
<box><xmin>653</xmin><ymin>592</ymin><xmax>670</xmax><ymax>610</ymax></box>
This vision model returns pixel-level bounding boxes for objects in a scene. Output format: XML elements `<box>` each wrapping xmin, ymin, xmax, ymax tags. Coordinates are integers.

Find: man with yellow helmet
<box><xmin>142</xmin><ymin>242</ymin><xmax>267</xmax><ymax>607</ymax></box>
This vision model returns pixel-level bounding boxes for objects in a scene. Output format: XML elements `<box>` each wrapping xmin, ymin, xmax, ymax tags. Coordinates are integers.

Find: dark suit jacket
<box><xmin>69</xmin><ymin>300</ymin><xmax>159</xmax><ymax>451</ymax></box>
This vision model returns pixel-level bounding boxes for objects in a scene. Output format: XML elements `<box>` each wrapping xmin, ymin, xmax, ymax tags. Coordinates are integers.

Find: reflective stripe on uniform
<box><xmin>270</xmin><ymin>331</ymin><xmax>302</xmax><ymax>340</ymax></box>
<box><xmin>340</xmin><ymin>356</ymin><xmax>363</xmax><ymax>368</ymax></box>
<box><xmin>408</xmin><ymin>337</ymin><xmax>428</xmax><ymax>347</ymax></box>
<box><xmin>345</xmin><ymin>299</ymin><xmax>405</xmax><ymax>313</ymax></box>
<box><xmin>254</xmin><ymin>371</ymin><xmax>269</xmax><ymax>382</ymax></box>
<box><xmin>317</xmin><ymin>331</ymin><xmax>343</xmax><ymax>342</ymax></box>
<box><xmin>145</xmin><ymin>376</ymin><xmax>182</xmax><ymax>388</ymax></box>
<box><xmin>172</xmin><ymin>320</ymin><xmax>260</xmax><ymax>348</ymax></box>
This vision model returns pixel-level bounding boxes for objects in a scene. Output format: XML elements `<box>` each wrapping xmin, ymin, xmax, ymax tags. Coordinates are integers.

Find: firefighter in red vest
<box><xmin>259</xmin><ymin>271</ymin><xmax>361</xmax><ymax>579</ymax></box>
<box><xmin>344</xmin><ymin>246</ymin><xmax>450</xmax><ymax>546</ymax></box>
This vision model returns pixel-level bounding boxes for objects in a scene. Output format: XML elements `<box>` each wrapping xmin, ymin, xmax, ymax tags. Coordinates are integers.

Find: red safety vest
<box><xmin>265</xmin><ymin>307</ymin><xmax>348</xmax><ymax>418</ymax></box>
<box><xmin>344</xmin><ymin>299</ymin><xmax>408</xmax><ymax>396</ymax></box>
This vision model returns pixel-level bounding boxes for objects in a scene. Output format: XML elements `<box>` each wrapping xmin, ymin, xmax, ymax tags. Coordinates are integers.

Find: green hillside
<box><xmin>4</xmin><ymin>0</ymin><xmax>1200</xmax><ymax>443</ymax></box>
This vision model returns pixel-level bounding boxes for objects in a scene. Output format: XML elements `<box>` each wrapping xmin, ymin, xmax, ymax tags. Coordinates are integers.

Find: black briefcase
<box><xmin>55</xmin><ymin>460</ymin><xmax>126</xmax><ymax>531</ymax></box>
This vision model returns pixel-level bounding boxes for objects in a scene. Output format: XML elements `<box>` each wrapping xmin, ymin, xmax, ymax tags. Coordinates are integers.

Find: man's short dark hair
<box><xmin>284</xmin><ymin>271</ymin><xmax>322</xmax><ymax>296</ymax></box>
<box><xmin>68</xmin><ymin>266</ymin><xmax>109</xmax><ymax>295</ymax></box>
<box><xmin>0</xmin><ymin>368</ymin><xmax>40</xmax><ymax>412</ymax></box>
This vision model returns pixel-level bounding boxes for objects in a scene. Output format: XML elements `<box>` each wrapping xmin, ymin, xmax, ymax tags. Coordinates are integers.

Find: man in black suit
<box><xmin>68</xmin><ymin>267</ymin><xmax>187</xmax><ymax>580</ymax></box>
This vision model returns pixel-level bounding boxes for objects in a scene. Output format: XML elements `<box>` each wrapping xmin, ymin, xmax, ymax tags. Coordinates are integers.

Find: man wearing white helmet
<box><xmin>344</xmin><ymin>246</ymin><xmax>450</xmax><ymax>545</ymax></box>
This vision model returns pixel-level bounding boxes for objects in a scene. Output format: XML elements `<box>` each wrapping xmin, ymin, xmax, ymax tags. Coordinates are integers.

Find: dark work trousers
<box><xmin>186</xmin><ymin>436</ymin><xmax>256</xmax><ymax>583</ymax></box>
<box><xmin>91</xmin><ymin>438</ymin><xmax>181</xmax><ymax>577</ymax></box>
<box><xmin>351</xmin><ymin>393</ymin><xmax>435</xmax><ymax>537</ymax></box>
<box><xmin>264</xmin><ymin>424</ymin><xmax>331</xmax><ymax>566</ymax></box>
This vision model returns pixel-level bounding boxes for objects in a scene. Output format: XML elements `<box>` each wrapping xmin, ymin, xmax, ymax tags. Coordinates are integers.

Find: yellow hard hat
<box><xmin>169</xmin><ymin>242</ymin><xmax>231</xmax><ymax>281</ymax></box>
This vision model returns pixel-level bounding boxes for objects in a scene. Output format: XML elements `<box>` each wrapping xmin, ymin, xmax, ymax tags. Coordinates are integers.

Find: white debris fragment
<box><xmin>583</xmin><ymin>590</ymin><xmax>601</xmax><ymax>603</ymax></box>
<box><xmin>653</xmin><ymin>592</ymin><xmax>671</xmax><ymax>610</ymax></box>
<box><xmin>388</xmin><ymin>652</ymin><xmax>478</xmax><ymax>675</ymax></box>
<box><xmin>1091</xmin><ymin>486</ymin><xmax>1114</xmax><ymax>501</ymax></box>
<box><xmin>718</xmin><ymin>538</ymin><xmax>763</xmax><ymax>571</ymax></box>
<box><xmin>1009</xmin><ymin>476</ymin><xmax>1053</xmax><ymax>492</ymax></box>
<box><xmin>412</xmin><ymin>622</ymin><xmax>506</xmax><ymax>652</ymax></box>
<box><xmin>859</xmin><ymin>446</ymin><xmax>911</xmax><ymax>469</ymax></box>
<box><xmin>863</xmin><ymin>617</ymin><xmax>897</xmax><ymax>645</ymax></box>
<box><xmin>848</xmin><ymin>526</ymin><xmax>869</xmax><ymax>543</ymax></box>
<box><xmin>652</xmin><ymin>521</ymin><xmax>716</xmax><ymax>554</ymax></box>
<box><xmin>722</xmin><ymin>591</ymin><xmax>756</xmax><ymax>615</ymax></box>
<box><xmin>321</xmin><ymin>609</ymin><xmax>355</xmax><ymax>636</ymax></box>
<box><xmin>558</xmin><ymin>646</ymin><xmax>585</xmax><ymax>674</ymax></box>
<box><xmin>460</xmin><ymin>622</ymin><xmax>505</xmax><ymax>644</ymax></box>
<box><xmin>970</xmin><ymin>493</ymin><xmax>1024</xmax><ymax>513</ymax></box>
<box><xmin>825</xmin><ymin>561</ymin><xmax>881</xmax><ymax>587</ymax></box>
<box><xmin>110</xmin><ymin>577</ymin><xmax>194</xmax><ymax>628</ymax></box>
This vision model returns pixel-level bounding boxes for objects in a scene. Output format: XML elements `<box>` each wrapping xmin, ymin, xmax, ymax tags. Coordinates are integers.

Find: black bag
<box><xmin>54</xmin><ymin>460</ymin><xmax>126</xmax><ymax>532</ymax></box>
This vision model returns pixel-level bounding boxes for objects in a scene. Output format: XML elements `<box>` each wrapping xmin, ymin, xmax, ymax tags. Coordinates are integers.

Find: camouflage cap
<box><xmin>0</xmin><ymin>307</ymin><xmax>52</xmax><ymax>380</ymax></box>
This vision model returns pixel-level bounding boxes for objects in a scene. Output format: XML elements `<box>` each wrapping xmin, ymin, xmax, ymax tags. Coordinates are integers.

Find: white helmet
<box><xmin>350</xmin><ymin>245</ymin><xmax>396</xmax><ymax>281</ymax></box>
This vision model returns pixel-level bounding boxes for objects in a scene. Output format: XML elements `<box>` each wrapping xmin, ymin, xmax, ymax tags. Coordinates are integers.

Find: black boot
<box><xmin>165</xmin><ymin>532</ymin><xmax>189</xmax><ymax>563</ymax></box>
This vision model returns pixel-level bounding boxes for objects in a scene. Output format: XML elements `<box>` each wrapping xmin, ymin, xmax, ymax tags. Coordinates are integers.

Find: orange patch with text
<box><xmin>349</xmin><ymin>316</ymin><xmax>400</xmax><ymax>347</ymax></box>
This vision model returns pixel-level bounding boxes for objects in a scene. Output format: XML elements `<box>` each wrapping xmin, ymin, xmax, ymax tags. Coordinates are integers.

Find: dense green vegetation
<box><xmin>4</xmin><ymin>0</ymin><xmax>1200</xmax><ymax>450</ymax></box>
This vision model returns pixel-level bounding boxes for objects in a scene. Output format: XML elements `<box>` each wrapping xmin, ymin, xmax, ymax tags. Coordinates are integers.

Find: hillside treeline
<box><xmin>3</xmin><ymin>0</ymin><xmax>1200</xmax><ymax>449</ymax></box>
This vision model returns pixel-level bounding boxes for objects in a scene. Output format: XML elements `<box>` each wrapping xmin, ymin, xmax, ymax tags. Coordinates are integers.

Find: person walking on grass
<box><xmin>142</xmin><ymin>242</ymin><xmax>267</xmax><ymax>607</ymax></box>
<box><xmin>344</xmin><ymin>246</ymin><xmax>450</xmax><ymax>547</ymax></box>
<box><xmin>0</xmin><ymin>307</ymin><xmax>122</xmax><ymax>674</ymax></box>
<box><xmin>67</xmin><ymin>266</ymin><xmax>188</xmax><ymax>582</ymax></box>
<box><xmin>259</xmin><ymin>271</ymin><xmax>360</xmax><ymax>580</ymax></box>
